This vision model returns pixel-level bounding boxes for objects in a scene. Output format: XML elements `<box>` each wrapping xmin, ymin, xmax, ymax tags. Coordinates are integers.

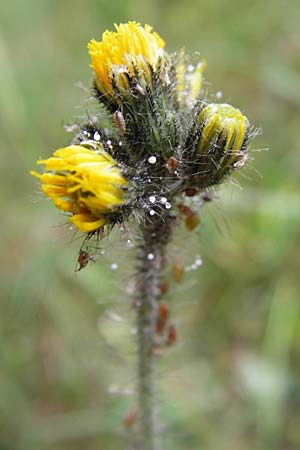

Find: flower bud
<box><xmin>190</xmin><ymin>103</ymin><xmax>250</xmax><ymax>187</ymax></box>
<box><xmin>199</xmin><ymin>103</ymin><xmax>249</xmax><ymax>160</ymax></box>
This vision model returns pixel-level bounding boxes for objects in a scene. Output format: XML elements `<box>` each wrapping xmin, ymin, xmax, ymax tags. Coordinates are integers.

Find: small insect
<box><xmin>177</xmin><ymin>204</ymin><xmax>200</xmax><ymax>231</ymax></box>
<box><xmin>178</xmin><ymin>203</ymin><xmax>194</xmax><ymax>217</ymax></box>
<box><xmin>171</xmin><ymin>260</ymin><xmax>184</xmax><ymax>283</ymax></box>
<box><xmin>185</xmin><ymin>213</ymin><xmax>200</xmax><ymax>231</ymax></box>
<box><xmin>160</xmin><ymin>281</ymin><xmax>169</xmax><ymax>295</ymax></box>
<box><xmin>166</xmin><ymin>324</ymin><xmax>177</xmax><ymax>346</ymax></box>
<box><xmin>123</xmin><ymin>406</ymin><xmax>138</xmax><ymax>429</ymax></box>
<box><xmin>76</xmin><ymin>249</ymin><xmax>97</xmax><ymax>271</ymax></box>
<box><xmin>156</xmin><ymin>302</ymin><xmax>169</xmax><ymax>335</ymax></box>
<box><xmin>113</xmin><ymin>111</ymin><xmax>126</xmax><ymax>135</ymax></box>
<box><xmin>184</xmin><ymin>187</ymin><xmax>198</xmax><ymax>197</ymax></box>
<box><xmin>166</xmin><ymin>156</ymin><xmax>178</xmax><ymax>174</ymax></box>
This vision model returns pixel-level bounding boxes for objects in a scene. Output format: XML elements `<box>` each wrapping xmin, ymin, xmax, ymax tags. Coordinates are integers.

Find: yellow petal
<box><xmin>40</xmin><ymin>173</ymin><xmax>68</xmax><ymax>185</ymax></box>
<box><xmin>38</xmin><ymin>157</ymin><xmax>69</xmax><ymax>171</ymax></box>
<box><xmin>53</xmin><ymin>145</ymin><xmax>97</xmax><ymax>158</ymax></box>
<box><xmin>42</xmin><ymin>185</ymin><xmax>68</xmax><ymax>197</ymax></box>
<box><xmin>52</xmin><ymin>197</ymin><xmax>75</xmax><ymax>212</ymax></box>
<box><xmin>30</xmin><ymin>170</ymin><xmax>42</xmax><ymax>180</ymax></box>
<box><xmin>69</xmin><ymin>213</ymin><xmax>106</xmax><ymax>232</ymax></box>
<box><xmin>80</xmin><ymin>190</ymin><xmax>123</xmax><ymax>211</ymax></box>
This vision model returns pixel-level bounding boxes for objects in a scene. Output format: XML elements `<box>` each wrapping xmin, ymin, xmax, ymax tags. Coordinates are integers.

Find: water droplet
<box><xmin>83</xmin><ymin>130</ymin><xmax>90</xmax><ymax>136</ymax></box>
<box><xmin>149</xmin><ymin>195</ymin><xmax>156</xmax><ymax>204</ymax></box>
<box><xmin>148</xmin><ymin>155</ymin><xmax>157</xmax><ymax>164</ymax></box>
<box><xmin>107</xmin><ymin>139</ymin><xmax>112</xmax><ymax>145</ymax></box>
<box><xmin>94</xmin><ymin>131</ymin><xmax>100</xmax><ymax>141</ymax></box>
<box><xmin>165</xmin><ymin>202</ymin><xmax>172</xmax><ymax>210</ymax></box>
<box><xmin>195</xmin><ymin>257</ymin><xmax>203</xmax><ymax>266</ymax></box>
<box><xmin>216</xmin><ymin>91</ymin><xmax>223</xmax><ymax>99</ymax></box>
<box><xmin>69</xmin><ymin>226</ymin><xmax>74</xmax><ymax>231</ymax></box>
<box><xmin>149</xmin><ymin>210</ymin><xmax>156</xmax><ymax>216</ymax></box>
<box><xmin>160</xmin><ymin>197</ymin><xmax>167</xmax><ymax>204</ymax></box>
<box><xmin>185</xmin><ymin>255</ymin><xmax>203</xmax><ymax>272</ymax></box>
<box><xmin>119</xmin><ymin>141</ymin><xmax>123</xmax><ymax>146</ymax></box>
<box><xmin>147</xmin><ymin>253</ymin><xmax>154</xmax><ymax>261</ymax></box>
<box><xmin>126</xmin><ymin>239</ymin><xmax>133</xmax><ymax>248</ymax></box>
<box><xmin>110</xmin><ymin>263</ymin><xmax>118</xmax><ymax>270</ymax></box>
<box><xmin>187</xmin><ymin>64</ymin><xmax>194</xmax><ymax>72</ymax></box>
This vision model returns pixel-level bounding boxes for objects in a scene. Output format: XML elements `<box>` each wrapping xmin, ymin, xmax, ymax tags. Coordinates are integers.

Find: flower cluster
<box><xmin>32</xmin><ymin>21</ymin><xmax>254</xmax><ymax>235</ymax></box>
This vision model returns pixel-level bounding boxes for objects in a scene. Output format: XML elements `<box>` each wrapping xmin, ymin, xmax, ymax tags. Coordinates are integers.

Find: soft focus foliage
<box><xmin>1</xmin><ymin>1</ymin><xmax>300</xmax><ymax>450</ymax></box>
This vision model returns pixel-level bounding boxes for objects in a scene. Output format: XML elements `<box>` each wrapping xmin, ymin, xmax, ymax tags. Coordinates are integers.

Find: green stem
<box><xmin>135</xmin><ymin>217</ymin><xmax>174</xmax><ymax>450</ymax></box>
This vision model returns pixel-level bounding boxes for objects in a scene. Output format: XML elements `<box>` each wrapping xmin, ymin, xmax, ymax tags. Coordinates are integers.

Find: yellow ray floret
<box><xmin>31</xmin><ymin>144</ymin><xmax>127</xmax><ymax>233</ymax></box>
<box><xmin>88</xmin><ymin>21</ymin><xmax>165</xmax><ymax>97</ymax></box>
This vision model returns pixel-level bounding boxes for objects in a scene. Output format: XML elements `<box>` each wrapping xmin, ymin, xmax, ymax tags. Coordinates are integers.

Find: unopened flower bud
<box><xmin>198</xmin><ymin>103</ymin><xmax>249</xmax><ymax>176</ymax></box>
<box><xmin>182</xmin><ymin>103</ymin><xmax>251</xmax><ymax>189</ymax></box>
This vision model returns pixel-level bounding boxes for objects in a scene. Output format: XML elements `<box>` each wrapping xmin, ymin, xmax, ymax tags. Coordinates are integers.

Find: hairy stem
<box><xmin>134</xmin><ymin>217</ymin><xmax>174</xmax><ymax>450</ymax></box>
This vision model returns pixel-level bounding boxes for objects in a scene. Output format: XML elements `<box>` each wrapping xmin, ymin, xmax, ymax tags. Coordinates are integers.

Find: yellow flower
<box><xmin>88</xmin><ymin>21</ymin><xmax>165</xmax><ymax>98</ymax></box>
<box><xmin>198</xmin><ymin>103</ymin><xmax>249</xmax><ymax>174</ymax></box>
<box><xmin>31</xmin><ymin>144</ymin><xmax>127</xmax><ymax>232</ymax></box>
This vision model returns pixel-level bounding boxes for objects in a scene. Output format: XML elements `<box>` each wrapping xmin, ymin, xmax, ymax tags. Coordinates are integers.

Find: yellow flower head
<box><xmin>88</xmin><ymin>21</ymin><xmax>165</xmax><ymax>98</ymax></box>
<box><xmin>198</xmin><ymin>103</ymin><xmax>249</xmax><ymax>160</ymax></box>
<box><xmin>31</xmin><ymin>145</ymin><xmax>127</xmax><ymax>232</ymax></box>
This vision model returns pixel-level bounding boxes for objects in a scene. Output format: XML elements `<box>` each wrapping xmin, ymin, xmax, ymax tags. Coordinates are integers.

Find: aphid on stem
<box><xmin>166</xmin><ymin>324</ymin><xmax>177</xmax><ymax>346</ymax></box>
<box><xmin>156</xmin><ymin>302</ymin><xmax>169</xmax><ymax>335</ymax></box>
<box><xmin>123</xmin><ymin>406</ymin><xmax>138</xmax><ymax>429</ymax></box>
<box><xmin>76</xmin><ymin>249</ymin><xmax>97</xmax><ymax>271</ymax></box>
<box><xmin>113</xmin><ymin>111</ymin><xmax>126</xmax><ymax>135</ymax></box>
<box><xmin>166</xmin><ymin>156</ymin><xmax>179</xmax><ymax>174</ymax></box>
<box><xmin>171</xmin><ymin>260</ymin><xmax>184</xmax><ymax>283</ymax></box>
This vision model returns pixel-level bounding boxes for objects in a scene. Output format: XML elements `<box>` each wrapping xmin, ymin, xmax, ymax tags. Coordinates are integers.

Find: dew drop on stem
<box><xmin>148</xmin><ymin>155</ymin><xmax>157</xmax><ymax>164</ymax></box>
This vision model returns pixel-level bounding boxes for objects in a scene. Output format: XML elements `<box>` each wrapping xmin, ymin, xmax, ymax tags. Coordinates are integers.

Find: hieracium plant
<box><xmin>31</xmin><ymin>21</ymin><xmax>255</xmax><ymax>450</ymax></box>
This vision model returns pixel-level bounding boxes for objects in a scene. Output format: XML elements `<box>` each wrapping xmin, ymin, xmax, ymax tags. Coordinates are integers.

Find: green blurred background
<box><xmin>1</xmin><ymin>0</ymin><xmax>300</xmax><ymax>449</ymax></box>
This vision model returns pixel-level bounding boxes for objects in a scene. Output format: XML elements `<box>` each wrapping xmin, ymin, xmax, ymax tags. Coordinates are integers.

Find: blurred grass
<box><xmin>1</xmin><ymin>0</ymin><xmax>300</xmax><ymax>449</ymax></box>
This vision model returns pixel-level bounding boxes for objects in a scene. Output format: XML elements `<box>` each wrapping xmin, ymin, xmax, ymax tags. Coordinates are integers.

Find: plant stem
<box><xmin>135</xmin><ymin>216</ymin><xmax>174</xmax><ymax>450</ymax></box>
